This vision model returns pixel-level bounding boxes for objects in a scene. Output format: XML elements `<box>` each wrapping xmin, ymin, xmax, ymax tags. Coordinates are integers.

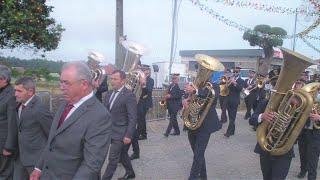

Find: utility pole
<box><xmin>169</xmin><ymin>0</ymin><xmax>178</xmax><ymax>79</ymax></box>
<box><xmin>292</xmin><ymin>8</ymin><xmax>298</xmax><ymax>51</ymax></box>
<box><xmin>115</xmin><ymin>0</ymin><xmax>124</xmax><ymax>69</ymax></box>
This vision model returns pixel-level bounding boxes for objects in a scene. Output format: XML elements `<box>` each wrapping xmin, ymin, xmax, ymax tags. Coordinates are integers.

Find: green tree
<box><xmin>243</xmin><ymin>24</ymin><xmax>287</xmax><ymax>75</ymax></box>
<box><xmin>0</xmin><ymin>0</ymin><xmax>64</xmax><ymax>51</ymax></box>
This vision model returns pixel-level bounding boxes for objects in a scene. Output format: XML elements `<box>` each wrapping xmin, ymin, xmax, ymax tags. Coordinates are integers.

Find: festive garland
<box><xmin>206</xmin><ymin>0</ymin><xmax>319</xmax><ymax>16</ymax></box>
<box><xmin>190</xmin><ymin>0</ymin><xmax>320</xmax><ymax>40</ymax></box>
<box><xmin>309</xmin><ymin>0</ymin><xmax>320</xmax><ymax>12</ymax></box>
<box><xmin>301</xmin><ymin>37</ymin><xmax>320</xmax><ymax>54</ymax></box>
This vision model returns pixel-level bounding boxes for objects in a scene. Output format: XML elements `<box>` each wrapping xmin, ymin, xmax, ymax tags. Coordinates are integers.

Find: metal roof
<box><xmin>179</xmin><ymin>49</ymin><xmax>264</xmax><ymax>57</ymax></box>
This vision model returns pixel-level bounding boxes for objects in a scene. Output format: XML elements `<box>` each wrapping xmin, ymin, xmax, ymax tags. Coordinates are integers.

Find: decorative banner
<box><xmin>301</xmin><ymin>37</ymin><xmax>320</xmax><ymax>54</ymax></box>
<box><xmin>309</xmin><ymin>0</ymin><xmax>320</xmax><ymax>12</ymax></box>
<box><xmin>206</xmin><ymin>0</ymin><xmax>319</xmax><ymax>16</ymax></box>
<box><xmin>190</xmin><ymin>0</ymin><xmax>320</xmax><ymax>40</ymax></box>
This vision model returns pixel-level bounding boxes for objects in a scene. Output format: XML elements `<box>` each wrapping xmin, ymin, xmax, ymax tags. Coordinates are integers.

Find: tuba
<box><xmin>182</xmin><ymin>54</ymin><xmax>225</xmax><ymax>130</ymax></box>
<box><xmin>257</xmin><ymin>47</ymin><xmax>315</xmax><ymax>156</ymax></box>
<box><xmin>121</xmin><ymin>40</ymin><xmax>147</xmax><ymax>101</ymax></box>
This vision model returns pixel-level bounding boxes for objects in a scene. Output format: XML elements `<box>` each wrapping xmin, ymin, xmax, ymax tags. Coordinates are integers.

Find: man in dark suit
<box><xmin>137</xmin><ymin>65</ymin><xmax>154</xmax><ymax>140</ymax></box>
<box><xmin>244</xmin><ymin>69</ymin><xmax>257</xmax><ymax>120</ymax></box>
<box><xmin>0</xmin><ymin>65</ymin><xmax>17</xmax><ymax>180</ymax></box>
<box><xmin>225</xmin><ymin>67</ymin><xmax>245</xmax><ymax>137</ymax></box>
<box><xmin>12</xmin><ymin>77</ymin><xmax>53</xmax><ymax>180</ymax></box>
<box><xmin>164</xmin><ymin>73</ymin><xmax>183</xmax><ymax>137</ymax></box>
<box><xmin>130</xmin><ymin>65</ymin><xmax>154</xmax><ymax>160</ymax></box>
<box><xmin>30</xmin><ymin>62</ymin><xmax>112</xmax><ymax>180</ymax></box>
<box><xmin>219</xmin><ymin>69</ymin><xmax>231</xmax><ymax>123</ymax></box>
<box><xmin>251</xmin><ymin>76</ymin><xmax>294</xmax><ymax>180</ymax></box>
<box><xmin>184</xmin><ymin>72</ymin><xmax>222</xmax><ymax>180</ymax></box>
<box><xmin>102</xmin><ymin>70</ymin><xmax>137</xmax><ymax>180</ymax></box>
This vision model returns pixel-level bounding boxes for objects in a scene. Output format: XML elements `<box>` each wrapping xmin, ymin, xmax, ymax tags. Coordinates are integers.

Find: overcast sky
<box><xmin>2</xmin><ymin>0</ymin><xmax>319</xmax><ymax>64</ymax></box>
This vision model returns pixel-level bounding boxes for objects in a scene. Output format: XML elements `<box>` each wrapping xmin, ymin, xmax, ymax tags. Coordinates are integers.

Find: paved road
<box><xmin>102</xmin><ymin>110</ymin><xmax>318</xmax><ymax>180</ymax></box>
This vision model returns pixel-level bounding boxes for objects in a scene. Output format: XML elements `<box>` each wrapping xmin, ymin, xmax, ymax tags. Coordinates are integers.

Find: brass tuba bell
<box><xmin>121</xmin><ymin>40</ymin><xmax>147</xmax><ymax>102</ymax></box>
<box><xmin>257</xmin><ymin>47</ymin><xmax>316</xmax><ymax>156</ymax></box>
<box><xmin>182</xmin><ymin>54</ymin><xmax>224</xmax><ymax>130</ymax></box>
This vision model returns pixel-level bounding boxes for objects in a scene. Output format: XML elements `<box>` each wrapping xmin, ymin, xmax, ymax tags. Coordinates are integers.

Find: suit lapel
<box><xmin>18</xmin><ymin>96</ymin><xmax>38</xmax><ymax>127</ymax></box>
<box><xmin>110</xmin><ymin>88</ymin><xmax>126</xmax><ymax>110</ymax></box>
<box><xmin>55</xmin><ymin>96</ymin><xmax>96</xmax><ymax>136</ymax></box>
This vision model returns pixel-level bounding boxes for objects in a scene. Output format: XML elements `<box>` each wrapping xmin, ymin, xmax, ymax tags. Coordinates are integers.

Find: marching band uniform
<box><xmin>244</xmin><ymin>70</ymin><xmax>257</xmax><ymax>120</ymax></box>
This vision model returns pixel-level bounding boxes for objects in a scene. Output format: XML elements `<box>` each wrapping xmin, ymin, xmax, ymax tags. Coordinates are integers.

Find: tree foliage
<box><xmin>243</xmin><ymin>24</ymin><xmax>287</xmax><ymax>74</ymax></box>
<box><xmin>0</xmin><ymin>56</ymin><xmax>64</xmax><ymax>73</ymax></box>
<box><xmin>0</xmin><ymin>0</ymin><xmax>64</xmax><ymax>51</ymax></box>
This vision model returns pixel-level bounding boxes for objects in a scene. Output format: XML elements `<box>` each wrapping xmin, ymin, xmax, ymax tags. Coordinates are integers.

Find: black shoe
<box><xmin>244</xmin><ymin>113</ymin><xmax>251</xmax><ymax>120</ymax></box>
<box><xmin>138</xmin><ymin>135</ymin><xmax>147</xmax><ymax>140</ymax></box>
<box><xmin>170</xmin><ymin>132</ymin><xmax>180</xmax><ymax>136</ymax></box>
<box><xmin>164</xmin><ymin>133</ymin><xmax>169</xmax><ymax>137</ymax></box>
<box><xmin>130</xmin><ymin>153</ymin><xmax>140</xmax><ymax>160</ymax></box>
<box><xmin>118</xmin><ymin>173</ymin><xmax>135</xmax><ymax>180</ymax></box>
<box><xmin>224</xmin><ymin>133</ymin><xmax>230</xmax><ymax>138</ymax></box>
<box><xmin>297</xmin><ymin>171</ymin><xmax>306</xmax><ymax>178</ymax></box>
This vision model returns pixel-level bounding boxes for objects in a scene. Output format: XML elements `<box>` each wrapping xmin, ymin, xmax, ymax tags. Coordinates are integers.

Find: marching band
<box><xmin>1</xmin><ymin>45</ymin><xmax>320</xmax><ymax>180</ymax></box>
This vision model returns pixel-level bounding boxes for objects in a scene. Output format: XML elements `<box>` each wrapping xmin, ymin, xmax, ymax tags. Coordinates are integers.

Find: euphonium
<box><xmin>121</xmin><ymin>40</ymin><xmax>147</xmax><ymax>101</ymax></box>
<box><xmin>257</xmin><ymin>47</ymin><xmax>315</xmax><ymax>156</ymax></box>
<box><xmin>182</xmin><ymin>54</ymin><xmax>225</xmax><ymax>130</ymax></box>
<box><xmin>310</xmin><ymin>84</ymin><xmax>320</xmax><ymax>129</ymax></box>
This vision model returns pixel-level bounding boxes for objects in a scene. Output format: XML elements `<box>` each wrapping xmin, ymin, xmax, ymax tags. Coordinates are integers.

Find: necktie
<box><xmin>57</xmin><ymin>104</ymin><xmax>74</xmax><ymax>129</ymax></box>
<box><xmin>108</xmin><ymin>90</ymin><xmax>119</xmax><ymax>110</ymax></box>
<box><xmin>19</xmin><ymin>104</ymin><xmax>26</xmax><ymax>118</ymax></box>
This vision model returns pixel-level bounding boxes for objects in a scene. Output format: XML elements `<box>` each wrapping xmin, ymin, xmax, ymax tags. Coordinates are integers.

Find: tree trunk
<box><xmin>257</xmin><ymin>48</ymin><xmax>274</xmax><ymax>76</ymax></box>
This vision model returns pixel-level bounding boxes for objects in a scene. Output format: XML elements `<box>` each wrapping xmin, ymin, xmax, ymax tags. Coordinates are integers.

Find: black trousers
<box><xmin>260</xmin><ymin>154</ymin><xmax>292</xmax><ymax>180</ymax></box>
<box><xmin>298</xmin><ymin>129</ymin><xmax>320</xmax><ymax>180</ymax></box>
<box><xmin>244</xmin><ymin>94</ymin><xmax>256</xmax><ymax>118</ymax></box>
<box><xmin>226</xmin><ymin>100</ymin><xmax>239</xmax><ymax>135</ymax></box>
<box><xmin>130</xmin><ymin>128</ymin><xmax>140</xmax><ymax>155</ymax></box>
<box><xmin>188</xmin><ymin>131</ymin><xmax>211</xmax><ymax>180</ymax></box>
<box><xmin>137</xmin><ymin>101</ymin><xmax>148</xmax><ymax>137</ymax></box>
<box><xmin>219</xmin><ymin>96</ymin><xmax>228</xmax><ymax>122</ymax></box>
<box><xmin>165</xmin><ymin>108</ymin><xmax>180</xmax><ymax>135</ymax></box>
<box><xmin>102</xmin><ymin>140</ymin><xmax>134</xmax><ymax>180</ymax></box>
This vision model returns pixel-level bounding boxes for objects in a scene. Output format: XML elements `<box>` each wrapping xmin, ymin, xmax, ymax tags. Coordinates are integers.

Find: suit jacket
<box><xmin>0</xmin><ymin>85</ymin><xmax>17</xmax><ymax>153</ymax></box>
<box><xmin>244</xmin><ymin>78</ymin><xmax>257</xmax><ymax>98</ymax></box>
<box><xmin>189</xmin><ymin>83</ymin><xmax>222</xmax><ymax>134</ymax></box>
<box><xmin>166</xmin><ymin>83</ymin><xmax>183</xmax><ymax>112</ymax></box>
<box><xmin>15</xmin><ymin>96</ymin><xmax>53</xmax><ymax>166</ymax></box>
<box><xmin>95</xmin><ymin>76</ymin><xmax>108</xmax><ymax>102</ymax></box>
<box><xmin>104</xmin><ymin>87</ymin><xmax>137</xmax><ymax>141</ymax></box>
<box><xmin>138</xmin><ymin>76</ymin><xmax>154</xmax><ymax>109</ymax></box>
<box><xmin>252</xmin><ymin>99</ymin><xmax>294</xmax><ymax>158</ymax></box>
<box><xmin>228</xmin><ymin>77</ymin><xmax>245</xmax><ymax>105</ymax></box>
<box><xmin>36</xmin><ymin>95</ymin><xmax>112</xmax><ymax>180</ymax></box>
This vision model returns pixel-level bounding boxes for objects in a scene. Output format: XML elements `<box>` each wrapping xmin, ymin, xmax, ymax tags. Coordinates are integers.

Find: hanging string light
<box><xmin>301</xmin><ymin>37</ymin><xmax>320</xmax><ymax>53</ymax></box>
<box><xmin>205</xmin><ymin>0</ymin><xmax>319</xmax><ymax>16</ymax></box>
<box><xmin>190</xmin><ymin>0</ymin><xmax>320</xmax><ymax>40</ymax></box>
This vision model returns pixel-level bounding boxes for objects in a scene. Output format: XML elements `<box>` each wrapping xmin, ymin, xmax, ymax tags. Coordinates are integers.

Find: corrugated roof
<box><xmin>179</xmin><ymin>49</ymin><xmax>264</xmax><ymax>57</ymax></box>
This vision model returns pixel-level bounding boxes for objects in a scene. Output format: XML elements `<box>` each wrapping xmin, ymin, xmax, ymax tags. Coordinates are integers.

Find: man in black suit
<box><xmin>251</xmin><ymin>76</ymin><xmax>294</xmax><ymax>180</ymax></box>
<box><xmin>164</xmin><ymin>74</ymin><xmax>183</xmax><ymax>137</ymax></box>
<box><xmin>184</xmin><ymin>73</ymin><xmax>222</xmax><ymax>180</ymax></box>
<box><xmin>137</xmin><ymin>65</ymin><xmax>154</xmax><ymax>140</ymax></box>
<box><xmin>244</xmin><ymin>70</ymin><xmax>257</xmax><ymax>120</ymax></box>
<box><xmin>0</xmin><ymin>65</ymin><xmax>17</xmax><ymax>180</ymax></box>
<box><xmin>219</xmin><ymin>69</ymin><xmax>231</xmax><ymax>123</ymax></box>
<box><xmin>224</xmin><ymin>67</ymin><xmax>245</xmax><ymax>137</ymax></box>
<box><xmin>102</xmin><ymin>70</ymin><xmax>137</xmax><ymax>180</ymax></box>
<box><xmin>12</xmin><ymin>77</ymin><xmax>53</xmax><ymax>180</ymax></box>
<box><xmin>130</xmin><ymin>65</ymin><xmax>154</xmax><ymax>160</ymax></box>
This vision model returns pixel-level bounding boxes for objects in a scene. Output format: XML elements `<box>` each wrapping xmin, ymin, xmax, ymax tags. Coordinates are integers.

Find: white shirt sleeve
<box><xmin>258</xmin><ymin>114</ymin><xmax>263</xmax><ymax>123</ymax></box>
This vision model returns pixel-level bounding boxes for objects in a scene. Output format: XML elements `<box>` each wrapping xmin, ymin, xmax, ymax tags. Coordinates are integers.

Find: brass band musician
<box><xmin>244</xmin><ymin>69</ymin><xmax>257</xmax><ymax>120</ymax></box>
<box><xmin>219</xmin><ymin>69</ymin><xmax>231</xmax><ymax>124</ymax></box>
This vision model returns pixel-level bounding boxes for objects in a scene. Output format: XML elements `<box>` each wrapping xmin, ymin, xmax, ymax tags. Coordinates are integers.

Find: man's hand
<box><xmin>165</xmin><ymin>94</ymin><xmax>171</xmax><ymax>99</ymax></box>
<box><xmin>2</xmin><ymin>149</ymin><xmax>12</xmax><ymax>156</ymax></box>
<box><xmin>30</xmin><ymin>169</ymin><xmax>41</xmax><ymax>180</ymax></box>
<box><xmin>123</xmin><ymin>137</ymin><xmax>131</xmax><ymax>145</ymax></box>
<box><xmin>310</xmin><ymin>113</ymin><xmax>320</xmax><ymax>122</ymax></box>
<box><xmin>261</xmin><ymin>112</ymin><xmax>275</xmax><ymax>122</ymax></box>
<box><xmin>182</xmin><ymin>99</ymin><xmax>189</xmax><ymax>109</ymax></box>
<box><xmin>184</xmin><ymin>84</ymin><xmax>195</xmax><ymax>94</ymax></box>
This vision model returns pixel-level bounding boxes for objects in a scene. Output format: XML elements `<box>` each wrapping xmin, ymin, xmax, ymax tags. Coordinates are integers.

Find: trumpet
<box><xmin>242</xmin><ymin>77</ymin><xmax>265</xmax><ymax>97</ymax></box>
